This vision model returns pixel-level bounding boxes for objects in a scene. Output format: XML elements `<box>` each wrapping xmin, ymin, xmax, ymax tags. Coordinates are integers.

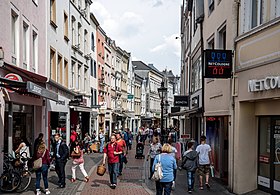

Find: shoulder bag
<box><xmin>33</xmin><ymin>149</ymin><xmax>46</xmax><ymax>170</ymax></box>
<box><xmin>151</xmin><ymin>154</ymin><xmax>163</xmax><ymax>181</ymax></box>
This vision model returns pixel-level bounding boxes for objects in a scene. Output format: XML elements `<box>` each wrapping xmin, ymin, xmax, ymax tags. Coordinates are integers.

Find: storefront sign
<box><xmin>248</xmin><ymin>76</ymin><xmax>280</xmax><ymax>92</ymax></box>
<box><xmin>48</xmin><ymin>95</ymin><xmax>70</xmax><ymax>112</ymax></box>
<box><xmin>174</xmin><ymin>95</ymin><xmax>189</xmax><ymax>107</ymax></box>
<box><xmin>181</xmin><ymin>134</ymin><xmax>190</xmax><ymax>139</ymax></box>
<box><xmin>204</xmin><ymin>49</ymin><xmax>233</xmax><ymax>78</ymax></box>
<box><xmin>258</xmin><ymin>176</ymin><xmax>270</xmax><ymax>188</ymax></box>
<box><xmin>26</xmin><ymin>82</ymin><xmax>58</xmax><ymax>101</ymax></box>
<box><xmin>259</xmin><ymin>155</ymin><xmax>270</xmax><ymax>164</ymax></box>
<box><xmin>4</xmin><ymin>73</ymin><xmax>23</xmax><ymax>92</ymax></box>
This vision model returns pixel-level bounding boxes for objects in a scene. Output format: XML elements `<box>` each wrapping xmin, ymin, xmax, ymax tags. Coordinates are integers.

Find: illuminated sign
<box><xmin>4</xmin><ymin>73</ymin><xmax>23</xmax><ymax>92</ymax></box>
<box><xmin>204</xmin><ymin>49</ymin><xmax>232</xmax><ymax>78</ymax></box>
<box><xmin>174</xmin><ymin>95</ymin><xmax>189</xmax><ymax>107</ymax></box>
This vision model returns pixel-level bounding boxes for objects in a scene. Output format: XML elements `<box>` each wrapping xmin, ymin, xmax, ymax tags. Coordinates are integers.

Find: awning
<box><xmin>0</xmin><ymin>77</ymin><xmax>58</xmax><ymax>101</ymax></box>
<box><xmin>123</xmin><ymin>112</ymin><xmax>135</xmax><ymax>118</ymax></box>
<box><xmin>70</xmin><ymin>105</ymin><xmax>92</xmax><ymax>112</ymax></box>
<box><xmin>168</xmin><ymin>108</ymin><xmax>202</xmax><ymax>117</ymax></box>
<box><xmin>2</xmin><ymin>63</ymin><xmax>47</xmax><ymax>83</ymax></box>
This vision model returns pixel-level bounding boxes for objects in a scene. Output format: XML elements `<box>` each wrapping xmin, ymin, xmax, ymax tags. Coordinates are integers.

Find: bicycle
<box><xmin>0</xmin><ymin>152</ymin><xmax>32</xmax><ymax>192</ymax></box>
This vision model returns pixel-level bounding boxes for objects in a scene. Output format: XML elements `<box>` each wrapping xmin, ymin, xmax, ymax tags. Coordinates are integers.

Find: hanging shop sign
<box><xmin>248</xmin><ymin>76</ymin><xmax>280</xmax><ymax>92</ymax></box>
<box><xmin>174</xmin><ymin>95</ymin><xmax>189</xmax><ymax>107</ymax></box>
<box><xmin>4</xmin><ymin>73</ymin><xmax>23</xmax><ymax>92</ymax></box>
<box><xmin>204</xmin><ymin>49</ymin><xmax>233</xmax><ymax>78</ymax></box>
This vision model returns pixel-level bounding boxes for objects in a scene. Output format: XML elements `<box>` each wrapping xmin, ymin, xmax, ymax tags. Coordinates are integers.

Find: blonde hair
<box><xmin>37</xmin><ymin>142</ymin><xmax>46</xmax><ymax>153</ymax></box>
<box><xmin>161</xmin><ymin>143</ymin><xmax>172</xmax><ymax>153</ymax></box>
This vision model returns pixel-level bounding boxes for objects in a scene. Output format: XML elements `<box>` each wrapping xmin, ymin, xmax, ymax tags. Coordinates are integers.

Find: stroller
<box><xmin>135</xmin><ymin>142</ymin><xmax>145</xmax><ymax>159</ymax></box>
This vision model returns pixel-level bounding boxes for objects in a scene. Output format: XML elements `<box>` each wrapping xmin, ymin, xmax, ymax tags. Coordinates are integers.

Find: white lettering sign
<box><xmin>248</xmin><ymin>76</ymin><xmax>280</xmax><ymax>92</ymax></box>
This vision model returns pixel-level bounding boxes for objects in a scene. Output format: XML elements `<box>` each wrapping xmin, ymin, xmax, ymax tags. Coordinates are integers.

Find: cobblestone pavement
<box><xmin>81</xmin><ymin>141</ymin><xmax>152</xmax><ymax>195</ymax></box>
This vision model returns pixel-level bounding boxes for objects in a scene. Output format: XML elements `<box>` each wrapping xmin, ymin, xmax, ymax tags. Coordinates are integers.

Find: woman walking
<box><xmin>34</xmin><ymin>141</ymin><xmax>51</xmax><ymax>195</ymax></box>
<box><xmin>182</xmin><ymin>141</ymin><xmax>198</xmax><ymax>194</ymax></box>
<box><xmin>147</xmin><ymin>137</ymin><xmax>162</xmax><ymax>179</ymax></box>
<box><xmin>152</xmin><ymin>143</ymin><xmax>177</xmax><ymax>195</ymax></box>
<box><xmin>70</xmin><ymin>140</ymin><xmax>89</xmax><ymax>183</ymax></box>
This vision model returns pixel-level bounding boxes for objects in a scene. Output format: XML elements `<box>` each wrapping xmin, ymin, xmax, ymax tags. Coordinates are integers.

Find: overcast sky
<box><xmin>90</xmin><ymin>0</ymin><xmax>181</xmax><ymax>76</ymax></box>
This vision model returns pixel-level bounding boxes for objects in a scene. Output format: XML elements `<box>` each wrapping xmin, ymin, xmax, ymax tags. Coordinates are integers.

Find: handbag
<box><xmin>33</xmin><ymin>150</ymin><xmax>46</xmax><ymax>170</ymax></box>
<box><xmin>71</xmin><ymin>147</ymin><xmax>81</xmax><ymax>158</ymax></box>
<box><xmin>151</xmin><ymin>154</ymin><xmax>163</xmax><ymax>181</ymax></box>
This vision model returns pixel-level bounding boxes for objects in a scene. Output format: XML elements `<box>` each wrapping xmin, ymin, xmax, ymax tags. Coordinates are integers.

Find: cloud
<box><xmin>153</xmin><ymin>0</ymin><xmax>163</xmax><ymax>7</ymax></box>
<box><xmin>118</xmin><ymin>12</ymin><xmax>144</xmax><ymax>38</ymax></box>
<box><xmin>150</xmin><ymin>34</ymin><xmax>180</xmax><ymax>57</ymax></box>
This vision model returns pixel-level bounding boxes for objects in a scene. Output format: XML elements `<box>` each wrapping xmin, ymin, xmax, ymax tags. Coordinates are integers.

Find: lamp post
<box><xmin>158</xmin><ymin>81</ymin><xmax>167</xmax><ymax>143</ymax></box>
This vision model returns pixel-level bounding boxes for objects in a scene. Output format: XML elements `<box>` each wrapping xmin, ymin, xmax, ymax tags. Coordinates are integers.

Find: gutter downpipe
<box><xmin>230</xmin><ymin>0</ymin><xmax>240</xmax><ymax>193</ymax></box>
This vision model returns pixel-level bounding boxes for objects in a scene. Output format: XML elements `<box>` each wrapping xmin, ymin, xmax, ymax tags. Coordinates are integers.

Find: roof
<box><xmin>132</xmin><ymin>61</ymin><xmax>163</xmax><ymax>76</ymax></box>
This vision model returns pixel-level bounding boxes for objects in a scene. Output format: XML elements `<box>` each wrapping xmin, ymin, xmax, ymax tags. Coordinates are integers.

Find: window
<box><xmin>78</xmin><ymin>23</ymin><xmax>82</xmax><ymax>47</ymax></box>
<box><xmin>50</xmin><ymin>0</ymin><xmax>56</xmax><ymax>25</ymax></box>
<box><xmin>64</xmin><ymin>58</ymin><xmax>68</xmax><ymax>87</ymax></box>
<box><xmin>11</xmin><ymin>10</ymin><xmax>19</xmax><ymax>64</ymax></box>
<box><xmin>71</xmin><ymin>61</ymin><xmax>75</xmax><ymax>88</ymax></box>
<box><xmin>50</xmin><ymin>48</ymin><xmax>56</xmax><ymax>80</ymax></box>
<box><xmin>57</xmin><ymin>54</ymin><xmax>62</xmax><ymax>83</ymax></box>
<box><xmin>208</xmin><ymin>0</ymin><xmax>214</xmax><ymax>15</ymax></box>
<box><xmin>23</xmin><ymin>22</ymin><xmax>29</xmax><ymax>67</ymax></box>
<box><xmin>251</xmin><ymin>0</ymin><xmax>264</xmax><ymax>28</ymax></box>
<box><xmin>191</xmin><ymin>57</ymin><xmax>202</xmax><ymax>92</ymax></box>
<box><xmin>91</xmin><ymin>33</ymin><xmax>95</xmax><ymax>51</ymax></box>
<box><xmin>84</xmin><ymin>67</ymin><xmax>88</xmax><ymax>92</ymax></box>
<box><xmin>90</xmin><ymin>59</ymin><xmax>94</xmax><ymax>76</ymax></box>
<box><xmin>78</xmin><ymin>64</ymin><xmax>81</xmax><ymax>89</ymax></box>
<box><xmin>32</xmin><ymin>31</ymin><xmax>38</xmax><ymax>73</ymax></box>
<box><xmin>32</xmin><ymin>0</ymin><xmax>38</xmax><ymax>6</ymax></box>
<box><xmin>71</xmin><ymin>16</ymin><xmax>76</xmax><ymax>45</ymax></box>
<box><xmin>92</xmin><ymin>64</ymin><xmax>98</xmax><ymax>81</ymax></box>
<box><xmin>64</xmin><ymin>11</ymin><xmax>69</xmax><ymax>41</ymax></box>
<box><xmin>208</xmin><ymin>37</ymin><xmax>214</xmax><ymax>49</ymax></box>
<box><xmin>84</xmin><ymin>30</ymin><xmax>88</xmax><ymax>53</ymax></box>
<box><xmin>218</xmin><ymin>26</ymin><xmax>226</xmax><ymax>50</ymax></box>
<box><xmin>275</xmin><ymin>0</ymin><xmax>280</xmax><ymax>18</ymax></box>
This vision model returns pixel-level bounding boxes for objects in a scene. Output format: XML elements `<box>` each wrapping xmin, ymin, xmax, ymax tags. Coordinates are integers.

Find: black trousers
<box><xmin>55</xmin><ymin>159</ymin><xmax>66</xmax><ymax>186</ymax></box>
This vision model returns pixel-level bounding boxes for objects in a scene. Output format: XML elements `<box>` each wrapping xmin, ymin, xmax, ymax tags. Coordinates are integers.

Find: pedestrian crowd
<box><xmin>10</xmin><ymin>124</ymin><xmax>213</xmax><ymax>195</ymax></box>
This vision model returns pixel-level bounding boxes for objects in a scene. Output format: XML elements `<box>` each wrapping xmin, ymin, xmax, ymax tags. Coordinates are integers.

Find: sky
<box><xmin>90</xmin><ymin>0</ymin><xmax>182</xmax><ymax>76</ymax></box>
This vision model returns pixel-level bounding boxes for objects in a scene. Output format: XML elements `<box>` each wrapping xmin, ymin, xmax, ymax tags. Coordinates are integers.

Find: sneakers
<box><xmin>85</xmin><ymin>176</ymin><xmax>89</xmax><ymax>183</ymax></box>
<box><xmin>45</xmin><ymin>189</ymin><xmax>51</xmax><ymax>194</ymax></box>
<box><xmin>36</xmin><ymin>189</ymin><xmax>41</xmax><ymax>195</ymax></box>
<box><xmin>70</xmin><ymin>178</ymin><xmax>76</xmax><ymax>183</ymax></box>
<box><xmin>110</xmin><ymin>184</ymin><xmax>116</xmax><ymax>189</ymax></box>
<box><xmin>188</xmin><ymin>190</ymin><xmax>192</xmax><ymax>194</ymax></box>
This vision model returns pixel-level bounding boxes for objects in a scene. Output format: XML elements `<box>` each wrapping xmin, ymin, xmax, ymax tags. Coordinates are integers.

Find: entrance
<box><xmin>258</xmin><ymin>117</ymin><xmax>280</xmax><ymax>194</ymax></box>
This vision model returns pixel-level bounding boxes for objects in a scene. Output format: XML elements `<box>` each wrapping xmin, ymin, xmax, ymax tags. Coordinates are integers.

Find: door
<box><xmin>258</xmin><ymin>117</ymin><xmax>280</xmax><ymax>194</ymax></box>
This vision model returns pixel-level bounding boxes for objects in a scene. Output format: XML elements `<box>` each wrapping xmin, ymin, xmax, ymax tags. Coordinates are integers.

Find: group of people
<box><xmin>147</xmin><ymin>134</ymin><xmax>213</xmax><ymax>195</ymax></box>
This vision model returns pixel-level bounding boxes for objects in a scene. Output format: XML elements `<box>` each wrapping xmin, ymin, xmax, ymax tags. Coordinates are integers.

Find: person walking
<box><xmin>99</xmin><ymin>130</ymin><xmax>105</xmax><ymax>153</ymax></box>
<box><xmin>127</xmin><ymin>130</ymin><xmax>133</xmax><ymax>150</ymax></box>
<box><xmin>102</xmin><ymin>135</ymin><xmax>123</xmax><ymax>189</ymax></box>
<box><xmin>34</xmin><ymin>141</ymin><xmax>51</xmax><ymax>195</ymax></box>
<box><xmin>182</xmin><ymin>141</ymin><xmax>199</xmax><ymax>194</ymax></box>
<box><xmin>167</xmin><ymin>139</ymin><xmax>178</xmax><ymax>190</ymax></box>
<box><xmin>54</xmin><ymin>133</ymin><xmax>69</xmax><ymax>188</ymax></box>
<box><xmin>147</xmin><ymin>137</ymin><xmax>162</xmax><ymax>179</ymax></box>
<box><xmin>70</xmin><ymin>140</ymin><xmax>89</xmax><ymax>183</ymax></box>
<box><xmin>116</xmin><ymin>131</ymin><xmax>127</xmax><ymax>176</ymax></box>
<box><xmin>83</xmin><ymin>133</ymin><xmax>92</xmax><ymax>154</ymax></box>
<box><xmin>196</xmin><ymin>135</ymin><xmax>213</xmax><ymax>190</ymax></box>
<box><xmin>152</xmin><ymin>143</ymin><xmax>177</xmax><ymax>195</ymax></box>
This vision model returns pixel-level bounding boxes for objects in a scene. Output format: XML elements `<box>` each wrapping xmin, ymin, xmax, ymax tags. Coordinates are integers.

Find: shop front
<box><xmin>47</xmin><ymin>95</ymin><xmax>70</xmax><ymax>149</ymax></box>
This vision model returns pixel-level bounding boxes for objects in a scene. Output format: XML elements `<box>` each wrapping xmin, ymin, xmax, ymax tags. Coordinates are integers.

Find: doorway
<box><xmin>258</xmin><ymin>117</ymin><xmax>280</xmax><ymax>194</ymax></box>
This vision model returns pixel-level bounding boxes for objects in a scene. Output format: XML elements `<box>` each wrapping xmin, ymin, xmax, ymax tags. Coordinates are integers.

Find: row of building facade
<box><xmin>0</xmin><ymin>0</ymin><xmax>180</xmax><ymax>174</ymax></box>
<box><xmin>179</xmin><ymin>0</ymin><xmax>280</xmax><ymax>194</ymax></box>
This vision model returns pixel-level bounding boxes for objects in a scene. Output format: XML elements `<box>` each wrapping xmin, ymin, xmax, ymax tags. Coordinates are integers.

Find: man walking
<box><xmin>116</xmin><ymin>131</ymin><xmax>127</xmax><ymax>176</ymax></box>
<box><xmin>103</xmin><ymin>135</ymin><xmax>122</xmax><ymax>189</ymax></box>
<box><xmin>196</xmin><ymin>135</ymin><xmax>213</xmax><ymax>190</ymax></box>
<box><xmin>54</xmin><ymin>133</ymin><xmax>69</xmax><ymax>188</ymax></box>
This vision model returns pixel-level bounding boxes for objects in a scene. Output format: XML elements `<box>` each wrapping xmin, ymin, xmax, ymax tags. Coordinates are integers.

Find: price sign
<box><xmin>204</xmin><ymin>49</ymin><xmax>233</xmax><ymax>78</ymax></box>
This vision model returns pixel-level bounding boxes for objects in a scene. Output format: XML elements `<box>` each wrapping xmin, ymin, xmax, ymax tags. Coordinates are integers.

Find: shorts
<box><xmin>197</xmin><ymin>164</ymin><xmax>210</xmax><ymax>176</ymax></box>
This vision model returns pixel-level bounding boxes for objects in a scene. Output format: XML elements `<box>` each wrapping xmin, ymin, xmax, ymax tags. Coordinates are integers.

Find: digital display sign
<box><xmin>204</xmin><ymin>49</ymin><xmax>233</xmax><ymax>78</ymax></box>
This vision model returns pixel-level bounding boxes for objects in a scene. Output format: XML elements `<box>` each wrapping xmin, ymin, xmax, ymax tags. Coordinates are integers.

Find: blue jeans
<box><xmin>36</xmin><ymin>164</ymin><xmax>49</xmax><ymax>189</ymax></box>
<box><xmin>155</xmin><ymin>181</ymin><xmax>172</xmax><ymax>195</ymax></box>
<box><xmin>108</xmin><ymin>163</ymin><xmax>118</xmax><ymax>184</ymax></box>
<box><xmin>187</xmin><ymin>171</ymin><xmax>195</xmax><ymax>191</ymax></box>
<box><xmin>99</xmin><ymin>139</ymin><xmax>104</xmax><ymax>153</ymax></box>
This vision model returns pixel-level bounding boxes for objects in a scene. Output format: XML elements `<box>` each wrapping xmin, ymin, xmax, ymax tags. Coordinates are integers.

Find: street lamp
<box><xmin>158</xmin><ymin>81</ymin><xmax>167</xmax><ymax>143</ymax></box>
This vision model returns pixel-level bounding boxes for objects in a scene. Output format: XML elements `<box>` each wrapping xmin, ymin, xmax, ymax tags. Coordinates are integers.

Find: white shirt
<box><xmin>196</xmin><ymin>143</ymin><xmax>211</xmax><ymax>165</ymax></box>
